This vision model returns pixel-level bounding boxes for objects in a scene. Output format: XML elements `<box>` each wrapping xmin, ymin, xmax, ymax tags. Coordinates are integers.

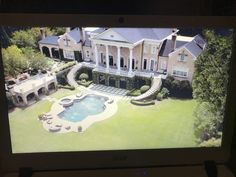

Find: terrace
<box><xmin>10</xmin><ymin>73</ymin><xmax>57</xmax><ymax>106</ymax></box>
<box><xmin>81</xmin><ymin>61</ymin><xmax>166</xmax><ymax>78</ymax></box>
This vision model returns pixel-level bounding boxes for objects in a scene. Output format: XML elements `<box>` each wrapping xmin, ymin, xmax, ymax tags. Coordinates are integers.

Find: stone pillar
<box><xmin>129</xmin><ymin>48</ymin><xmax>133</xmax><ymax>73</ymax></box>
<box><xmin>22</xmin><ymin>95</ymin><xmax>28</xmax><ymax>106</ymax></box>
<box><xmin>117</xmin><ymin>46</ymin><xmax>121</xmax><ymax>72</ymax></box>
<box><xmin>94</xmin><ymin>43</ymin><xmax>99</xmax><ymax>67</ymax></box>
<box><xmin>105</xmin><ymin>45</ymin><xmax>109</xmax><ymax>70</ymax></box>
<box><xmin>32</xmin><ymin>83</ymin><xmax>39</xmax><ymax>100</ymax></box>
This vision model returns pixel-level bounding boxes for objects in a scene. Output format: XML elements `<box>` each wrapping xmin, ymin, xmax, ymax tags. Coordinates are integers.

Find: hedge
<box><xmin>131</xmin><ymin>99</ymin><xmax>155</xmax><ymax>106</ymax></box>
<box><xmin>77</xmin><ymin>80</ymin><xmax>93</xmax><ymax>87</ymax></box>
<box><xmin>162</xmin><ymin>76</ymin><xmax>192</xmax><ymax>98</ymax></box>
<box><xmin>126</xmin><ymin>89</ymin><xmax>141</xmax><ymax>96</ymax></box>
<box><xmin>55</xmin><ymin>61</ymin><xmax>76</xmax><ymax>73</ymax></box>
<box><xmin>140</xmin><ymin>85</ymin><xmax>150</xmax><ymax>94</ymax></box>
<box><xmin>57</xmin><ymin>84</ymin><xmax>75</xmax><ymax>90</ymax></box>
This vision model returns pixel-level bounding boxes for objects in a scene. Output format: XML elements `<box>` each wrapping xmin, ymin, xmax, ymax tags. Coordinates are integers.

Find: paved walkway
<box><xmin>89</xmin><ymin>84</ymin><xmax>129</xmax><ymax>97</ymax></box>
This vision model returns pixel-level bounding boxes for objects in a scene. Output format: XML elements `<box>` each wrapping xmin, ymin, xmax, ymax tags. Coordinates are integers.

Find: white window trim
<box><xmin>172</xmin><ymin>68</ymin><xmax>188</xmax><ymax>78</ymax></box>
<box><xmin>151</xmin><ymin>45</ymin><xmax>157</xmax><ymax>54</ymax></box>
<box><xmin>149</xmin><ymin>58</ymin><xmax>155</xmax><ymax>71</ymax></box>
<box><xmin>144</xmin><ymin>44</ymin><xmax>149</xmax><ymax>53</ymax></box>
<box><xmin>63</xmin><ymin>50</ymin><xmax>75</xmax><ymax>60</ymax></box>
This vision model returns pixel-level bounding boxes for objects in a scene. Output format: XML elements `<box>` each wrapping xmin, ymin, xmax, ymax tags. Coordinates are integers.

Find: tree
<box><xmin>50</xmin><ymin>27</ymin><xmax>66</xmax><ymax>36</ymax></box>
<box><xmin>2</xmin><ymin>45</ymin><xmax>27</xmax><ymax>78</ymax></box>
<box><xmin>22</xmin><ymin>47</ymin><xmax>49</xmax><ymax>71</ymax></box>
<box><xmin>11</xmin><ymin>27</ymin><xmax>53</xmax><ymax>50</ymax></box>
<box><xmin>192</xmin><ymin>30</ymin><xmax>232</xmax><ymax>110</ymax></box>
<box><xmin>192</xmin><ymin>30</ymin><xmax>232</xmax><ymax>144</ymax></box>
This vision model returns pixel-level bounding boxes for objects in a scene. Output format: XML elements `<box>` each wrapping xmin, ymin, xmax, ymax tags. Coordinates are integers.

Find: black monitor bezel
<box><xmin>0</xmin><ymin>14</ymin><xmax>235</xmax><ymax>172</ymax></box>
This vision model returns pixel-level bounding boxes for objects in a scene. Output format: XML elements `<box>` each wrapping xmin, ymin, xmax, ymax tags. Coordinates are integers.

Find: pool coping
<box><xmin>41</xmin><ymin>92</ymin><xmax>118</xmax><ymax>133</ymax></box>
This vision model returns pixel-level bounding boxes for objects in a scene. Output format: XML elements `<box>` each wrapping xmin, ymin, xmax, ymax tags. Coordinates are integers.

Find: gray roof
<box><xmin>111</xmin><ymin>28</ymin><xmax>174</xmax><ymax>43</ymax></box>
<box><xmin>159</xmin><ymin>34</ymin><xmax>206</xmax><ymax>58</ymax></box>
<box><xmin>67</xmin><ymin>28</ymin><xmax>81</xmax><ymax>43</ymax></box>
<box><xmin>91</xmin><ymin>28</ymin><xmax>107</xmax><ymax>34</ymax></box>
<box><xmin>38</xmin><ymin>36</ymin><xmax>59</xmax><ymax>45</ymax></box>
<box><xmin>185</xmin><ymin>35</ymin><xmax>206</xmax><ymax>57</ymax></box>
<box><xmin>159</xmin><ymin>39</ymin><xmax>187</xmax><ymax>57</ymax></box>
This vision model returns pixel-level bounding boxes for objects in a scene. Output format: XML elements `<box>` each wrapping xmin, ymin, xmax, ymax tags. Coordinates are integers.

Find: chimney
<box><xmin>171</xmin><ymin>34</ymin><xmax>177</xmax><ymax>51</ymax></box>
<box><xmin>66</xmin><ymin>27</ymin><xmax>71</xmax><ymax>33</ymax></box>
<box><xmin>40</xmin><ymin>27</ymin><xmax>45</xmax><ymax>39</ymax></box>
<box><xmin>79</xmin><ymin>27</ymin><xmax>85</xmax><ymax>43</ymax></box>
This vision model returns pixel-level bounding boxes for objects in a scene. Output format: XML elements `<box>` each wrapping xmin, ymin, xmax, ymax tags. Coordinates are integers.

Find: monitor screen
<box><xmin>0</xmin><ymin>26</ymin><xmax>233</xmax><ymax>154</ymax></box>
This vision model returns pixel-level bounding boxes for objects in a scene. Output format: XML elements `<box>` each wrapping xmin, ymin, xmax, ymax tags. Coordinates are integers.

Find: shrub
<box><xmin>131</xmin><ymin>99</ymin><xmax>155</xmax><ymax>106</ymax></box>
<box><xmin>140</xmin><ymin>85</ymin><xmax>150</xmax><ymax>94</ymax></box>
<box><xmin>57</xmin><ymin>84</ymin><xmax>75</xmax><ymax>90</ymax></box>
<box><xmin>77</xmin><ymin>80</ymin><xmax>93</xmax><ymax>87</ymax></box>
<box><xmin>55</xmin><ymin>61</ymin><xmax>76</xmax><ymax>73</ymax></box>
<box><xmin>78</xmin><ymin>125</ymin><xmax>83</xmax><ymax>132</ymax></box>
<box><xmin>79</xmin><ymin>73</ymin><xmax>89</xmax><ymax>81</ymax></box>
<box><xmin>160</xmin><ymin>87</ymin><xmax>170</xmax><ymax>98</ymax></box>
<box><xmin>156</xmin><ymin>92</ymin><xmax>164</xmax><ymax>101</ymax></box>
<box><xmin>127</xmin><ymin>89</ymin><xmax>141</xmax><ymax>96</ymax></box>
<box><xmin>199</xmin><ymin>138</ymin><xmax>221</xmax><ymax>147</ymax></box>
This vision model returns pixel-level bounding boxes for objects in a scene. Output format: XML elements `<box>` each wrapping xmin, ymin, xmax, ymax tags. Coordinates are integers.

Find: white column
<box><xmin>105</xmin><ymin>45</ymin><xmax>109</xmax><ymax>70</ymax></box>
<box><xmin>117</xmin><ymin>46</ymin><xmax>121</xmax><ymax>72</ymax></box>
<box><xmin>48</xmin><ymin>47</ymin><xmax>52</xmax><ymax>58</ymax></box>
<box><xmin>94</xmin><ymin>43</ymin><xmax>99</xmax><ymax>67</ymax></box>
<box><xmin>129</xmin><ymin>48</ymin><xmax>133</xmax><ymax>73</ymax></box>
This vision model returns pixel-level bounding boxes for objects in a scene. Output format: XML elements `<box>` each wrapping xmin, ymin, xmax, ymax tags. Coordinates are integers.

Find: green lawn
<box><xmin>9</xmin><ymin>89</ymin><xmax>198</xmax><ymax>153</ymax></box>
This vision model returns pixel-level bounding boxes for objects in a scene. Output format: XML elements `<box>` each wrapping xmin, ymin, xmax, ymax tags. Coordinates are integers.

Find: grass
<box><xmin>9</xmin><ymin>90</ymin><xmax>198</xmax><ymax>153</ymax></box>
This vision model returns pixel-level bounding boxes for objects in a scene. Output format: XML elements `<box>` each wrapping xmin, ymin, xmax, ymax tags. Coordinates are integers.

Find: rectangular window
<box><xmin>178</xmin><ymin>51</ymin><xmax>188</xmax><ymax>62</ymax></box>
<box><xmin>144</xmin><ymin>45</ymin><xmax>149</xmax><ymax>53</ymax></box>
<box><xmin>151</xmin><ymin>46</ymin><xmax>157</xmax><ymax>54</ymax></box>
<box><xmin>172</xmin><ymin>69</ymin><xmax>188</xmax><ymax>77</ymax></box>
<box><xmin>63</xmin><ymin>36</ymin><xmax>70</xmax><ymax>46</ymax></box>
<box><xmin>86</xmin><ymin>51</ymin><xmax>90</xmax><ymax>57</ymax></box>
<box><xmin>63</xmin><ymin>50</ymin><xmax>74</xmax><ymax>59</ymax></box>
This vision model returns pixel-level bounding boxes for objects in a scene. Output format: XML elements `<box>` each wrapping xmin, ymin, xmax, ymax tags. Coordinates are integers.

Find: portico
<box><xmin>92</xmin><ymin>39</ymin><xmax>135</xmax><ymax>75</ymax></box>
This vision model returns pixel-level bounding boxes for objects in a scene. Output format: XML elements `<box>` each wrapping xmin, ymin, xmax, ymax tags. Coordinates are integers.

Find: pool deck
<box><xmin>41</xmin><ymin>89</ymin><xmax>120</xmax><ymax>133</ymax></box>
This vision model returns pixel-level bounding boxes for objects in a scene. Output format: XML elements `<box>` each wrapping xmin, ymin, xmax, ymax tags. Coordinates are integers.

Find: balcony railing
<box><xmin>81</xmin><ymin>61</ymin><xmax>166</xmax><ymax>78</ymax></box>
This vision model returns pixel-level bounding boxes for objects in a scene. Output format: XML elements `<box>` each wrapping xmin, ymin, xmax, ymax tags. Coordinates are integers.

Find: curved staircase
<box><xmin>132</xmin><ymin>76</ymin><xmax>162</xmax><ymax>101</ymax></box>
<box><xmin>67</xmin><ymin>63</ymin><xmax>83</xmax><ymax>87</ymax></box>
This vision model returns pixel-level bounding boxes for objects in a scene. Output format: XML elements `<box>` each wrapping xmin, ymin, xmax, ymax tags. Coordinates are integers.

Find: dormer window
<box><xmin>178</xmin><ymin>50</ymin><xmax>188</xmax><ymax>62</ymax></box>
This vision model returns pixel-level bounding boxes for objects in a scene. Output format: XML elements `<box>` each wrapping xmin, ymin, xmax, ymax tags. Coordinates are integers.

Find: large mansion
<box><xmin>39</xmin><ymin>27</ymin><xmax>206</xmax><ymax>86</ymax></box>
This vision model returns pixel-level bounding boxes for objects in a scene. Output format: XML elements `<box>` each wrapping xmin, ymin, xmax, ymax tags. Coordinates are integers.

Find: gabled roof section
<box><xmin>93</xmin><ymin>28</ymin><xmax>175</xmax><ymax>44</ymax></box>
<box><xmin>161</xmin><ymin>34</ymin><xmax>207</xmax><ymax>58</ymax></box>
<box><xmin>184</xmin><ymin>35</ymin><xmax>206</xmax><ymax>58</ymax></box>
<box><xmin>112</xmin><ymin>28</ymin><xmax>174</xmax><ymax>43</ymax></box>
<box><xmin>91</xmin><ymin>28</ymin><xmax>107</xmax><ymax>34</ymax></box>
<box><xmin>38</xmin><ymin>36</ymin><xmax>59</xmax><ymax>46</ymax></box>
<box><xmin>159</xmin><ymin>39</ymin><xmax>187</xmax><ymax>57</ymax></box>
<box><xmin>67</xmin><ymin>28</ymin><xmax>81</xmax><ymax>43</ymax></box>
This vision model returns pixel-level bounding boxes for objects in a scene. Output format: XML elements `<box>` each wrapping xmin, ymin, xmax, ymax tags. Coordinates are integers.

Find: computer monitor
<box><xmin>0</xmin><ymin>14</ymin><xmax>235</xmax><ymax>172</ymax></box>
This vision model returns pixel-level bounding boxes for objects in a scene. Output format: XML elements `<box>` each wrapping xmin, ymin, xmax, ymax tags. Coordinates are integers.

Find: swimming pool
<box><xmin>58</xmin><ymin>94</ymin><xmax>108</xmax><ymax>122</ymax></box>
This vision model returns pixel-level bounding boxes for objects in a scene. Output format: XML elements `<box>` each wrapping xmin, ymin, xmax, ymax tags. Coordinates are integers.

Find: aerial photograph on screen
<box><xmin>0</xmin><ymin>27</ymin><xmax>232</xmax><ymax>153</ymax></box>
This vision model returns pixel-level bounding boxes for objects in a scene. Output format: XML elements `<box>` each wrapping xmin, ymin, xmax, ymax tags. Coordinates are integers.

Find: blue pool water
<box><xmin>58</xmin><ymin>94</ymin><xmax>108</xmax><ymax>122</ymax></box>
